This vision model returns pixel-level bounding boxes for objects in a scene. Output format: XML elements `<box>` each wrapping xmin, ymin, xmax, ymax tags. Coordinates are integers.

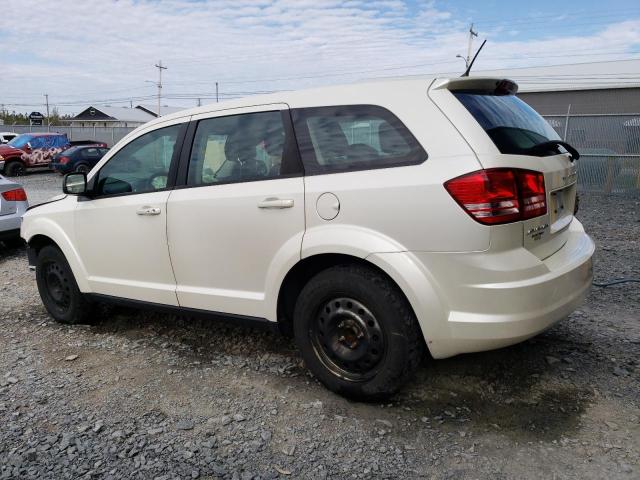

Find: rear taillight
<box><xmin>59</xmin><ymin>156</ymin><xmax>70</xmax><ymax>165</ymax></box>
<box><xmin>1</xmin><ymin>188</ymin><xmax>27</xmax><ymax>202</ymax></box>
<box><xmin>445</xmin><ymin>168</ymin><xmax>546</xmax><ymax>225</ymax></box>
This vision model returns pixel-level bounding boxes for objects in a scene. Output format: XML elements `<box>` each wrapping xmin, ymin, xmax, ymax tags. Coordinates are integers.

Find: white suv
<box><xmin>21</xmin><ymin>77</ymin><xmax>594</xmax><ymax>400</ymax></box>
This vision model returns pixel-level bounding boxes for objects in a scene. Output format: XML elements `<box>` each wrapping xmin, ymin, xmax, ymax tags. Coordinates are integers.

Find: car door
<box><xmin>74</xmin><ymin>120</ymin><xmax>187</xmax><ymax>305</ymax></box>
<box><xmin>166</xmin><ymin>105</ymin><xmax>305</xmax><ymax>319</ymax></box>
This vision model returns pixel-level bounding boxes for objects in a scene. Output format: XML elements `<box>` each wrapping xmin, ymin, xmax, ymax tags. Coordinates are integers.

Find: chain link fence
<box><xmin>544</xmin><ymin>113</ymin><xmax>640</xmax><ymax>195</ymax></box>
<box><xmin>6</xmin><ymin>125</ymin><xmax>136</xmax><ymax>148</ymax></box>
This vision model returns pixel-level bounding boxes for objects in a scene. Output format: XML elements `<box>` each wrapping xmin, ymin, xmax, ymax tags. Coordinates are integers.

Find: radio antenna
<box><xmin>462</xmin><ymin>39</ymin><xmax>487</xmax><ymax>77</ymax></box>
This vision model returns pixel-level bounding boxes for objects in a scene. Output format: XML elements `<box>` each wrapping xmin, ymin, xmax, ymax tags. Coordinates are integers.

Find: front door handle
<box><xmin>136</xmin><ymin>206</ymin><xmax>161</xmax><ymax>216</ymax></box>
<box><xmin>257</xmin><ymin>198</ymin><xmax>294</xmax><ymax>209</ymax></box>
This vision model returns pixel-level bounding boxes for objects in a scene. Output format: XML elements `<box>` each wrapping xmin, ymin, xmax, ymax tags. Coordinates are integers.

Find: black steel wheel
<box><xmin>5</xmin><ymin>161</ymin><xmax>25</xmax><ymax>177</ymax></box>
<box><xmin>294</xmin><ymin>264</ymin><xmax>424</xmax><ymax>401</ymax></box>
<box><xmin>74</xmin><ymin>163</ymin><xmax>90</xmax><ymax>173</ymax></box>
<box><xmin>310</xmin><ymin>297</ymin><xmax>386</xmax><ymax>382</ymax></box>
<box><xmin>35</xmin><ymin>245</ymin><xmax>94</xmax><ymax>324</ymax></box>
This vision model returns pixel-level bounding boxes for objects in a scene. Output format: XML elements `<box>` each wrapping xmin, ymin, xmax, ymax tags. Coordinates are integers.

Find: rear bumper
<box><xmin>372</xmin><ymin>219</ymin><xmax>594</xmax><ymax>359</ymax></box>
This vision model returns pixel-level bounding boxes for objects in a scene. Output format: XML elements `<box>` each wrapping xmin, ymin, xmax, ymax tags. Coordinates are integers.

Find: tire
<box><xmin>293</xmin><ymin>264</ymin><xmax>424</xmax><ymax>401</ymax></box>
<box><xmin>5</xmin><ymin>161</ymin><xmax>25</xmax><ymax>177</ymax></box>
<box><xmin>74</xmin><ymin>163</ymin><xmax>90</xmax><ymax>173</ymax></box>
<box><xmin>35</xmin><ymin>245</ymin><xmax>94</xmax><ymax>324</ymax></box>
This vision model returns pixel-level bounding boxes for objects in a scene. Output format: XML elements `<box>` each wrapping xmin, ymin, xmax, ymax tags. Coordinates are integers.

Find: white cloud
<box><xmin>0</xmin><ymin>0</ymin><xmax>638</xmax><ymax>114</ymax></box>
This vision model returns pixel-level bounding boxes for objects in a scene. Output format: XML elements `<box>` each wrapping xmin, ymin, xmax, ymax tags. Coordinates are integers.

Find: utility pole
<box><xmin>465</xmin><ymin>23</ymin><xmax>478</xmax><ymax>69</ymax></box>
<box><xmin>197</xmin><ymin>98</ymin><xmax>201</xmax><ymax>107</ymax></box>
<box><xmin>154</xmin><ymin>60</ymin><xmax>167</xmax><ymax>117</ymax></box>
<box><xmin>44</xmin><ymin>94</ymin><xmax>50</xmax><ymax>131</ymax></box>
<box><xmin>216</xmin><ymin>82</ymin><xmax>219</xmax><ymax>103</ymax></box>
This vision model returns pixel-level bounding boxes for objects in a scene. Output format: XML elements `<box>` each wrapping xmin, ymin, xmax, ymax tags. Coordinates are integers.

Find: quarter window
<box><xmin>187</xmin><ymin>110</ymin><xmax>298</xmax><ymax>186</ymax></box>
<box><xmin>292</xmin><ymin>105</ymin><xmax>427</xmax><ymax>174</ymax></box>
<box><xmin>95</xmin><ymin>124</ymin><xmax>181</xmax><ymax>196</ymax></box>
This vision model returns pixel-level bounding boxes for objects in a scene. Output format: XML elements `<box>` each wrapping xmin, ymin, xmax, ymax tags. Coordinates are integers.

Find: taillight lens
<box><xmin>445</xmin><ymin>168</ymin><xmax>546</xmax><ymax>225</ymax></box>
<box><xmin>59</xmin><ymin>156</ymin><xmax>70</xmax><ymax>165</ymax></box>
<box><xmin>517</xmin><ymin>170</ymin><xmax>547</xmax><ymax>219</ymax></box>
<box><xmin>1</xmin><ymin>188</ymin><xmax>27</xmax><ymax>202</ymax></box>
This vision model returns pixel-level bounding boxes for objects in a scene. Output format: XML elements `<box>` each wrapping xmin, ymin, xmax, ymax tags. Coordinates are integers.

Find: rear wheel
<box><xmin>5</xmin><ymin>161</ymin><xmax>25</xmax><ymax>177</ymax></box>
<box><xmin>294</xmin><ymin>264</ymin><xmax>424</xmax><ymax>401</ymax></box>
<box><xmin>35</xmin><ymin>245</ymin><xmax>94</xmax><ymax>324</ymax></box>
<box><xmin>74</xmin><ymin>163</ymin><xmax>90</xmax><ymax>173</ymax></box>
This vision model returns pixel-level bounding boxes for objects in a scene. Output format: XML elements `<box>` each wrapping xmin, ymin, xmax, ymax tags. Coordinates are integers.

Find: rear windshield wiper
<box><xmin>522</xmin><ymin>141</ymin><xmax>580</xmax><ymax>161</ymax></box>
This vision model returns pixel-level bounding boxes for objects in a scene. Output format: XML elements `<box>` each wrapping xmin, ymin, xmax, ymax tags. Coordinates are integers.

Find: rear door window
<box><xmin>292</xmin><ymin>105</ymin><xmax>426</xmax><ymax>174</ymax></box>
<box><xmin>186</xmin><ymin>110</ymin><xmax>301</xmax><ymax>186</ymax></box>
<box><xmin>454</xmin><ymin>92</ymin><xmax>561</xmax><ymax>155</ymax></box>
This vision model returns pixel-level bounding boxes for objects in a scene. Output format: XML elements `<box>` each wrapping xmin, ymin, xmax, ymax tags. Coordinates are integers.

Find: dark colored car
<box><xmin>50</xmin><ymin>145</ymin><xmax>110</xmax><ymax>174</ymax></box>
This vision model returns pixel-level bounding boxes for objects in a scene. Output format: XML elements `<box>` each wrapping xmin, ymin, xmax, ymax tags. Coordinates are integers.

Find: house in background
<box><xmin>135</xmin><ymin>104</ymin><xmax>184</xmax><ymax>117</ymax></box>
<box><xmin>68</xmin><ymin>104</ymin><xmax>184</xmax><ymax>128</ymax></box>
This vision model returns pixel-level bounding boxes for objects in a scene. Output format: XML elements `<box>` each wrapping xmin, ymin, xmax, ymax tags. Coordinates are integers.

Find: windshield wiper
<box><xmin>523</xmin><ymin>141</ymin><xmax>580</xmax><ymax>161</ymax></box>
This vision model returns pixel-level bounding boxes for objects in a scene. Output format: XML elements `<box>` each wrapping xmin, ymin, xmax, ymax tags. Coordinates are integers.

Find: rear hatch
<box><xmin>430</xmin><ymin>77</ymin><xmax>579</xmax><ymax>260</ymax></box>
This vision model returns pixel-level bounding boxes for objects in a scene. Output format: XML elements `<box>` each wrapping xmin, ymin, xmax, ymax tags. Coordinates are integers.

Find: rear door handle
<box><xmin>257</xmin><ymin>198</ymin><xmax>294</xmax><ymax>209</ymax></box>
<box><xmin>136</xmin><ymin>206</ymin><xmax>161</xmax><ymax>216</ymax></box>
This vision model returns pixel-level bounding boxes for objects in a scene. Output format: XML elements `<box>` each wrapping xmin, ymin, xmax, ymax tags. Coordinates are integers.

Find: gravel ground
<box><xmin>0</xmin><ymin>172</ymin><xmax>638</xmax><ymax>479</ymax></box>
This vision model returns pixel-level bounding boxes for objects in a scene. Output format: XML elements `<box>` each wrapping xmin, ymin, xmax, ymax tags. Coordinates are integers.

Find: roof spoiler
<box><xmin>433</xmin><ymin>77</ymin><xmax>519</xmax><ymax>95</ymax></box>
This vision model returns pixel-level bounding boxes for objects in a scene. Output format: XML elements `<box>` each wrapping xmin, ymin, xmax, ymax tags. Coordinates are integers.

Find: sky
<box><xmin>1</xmin><ymin>0</ymin><xmax>640</xmax><ymax>115</ymax></box>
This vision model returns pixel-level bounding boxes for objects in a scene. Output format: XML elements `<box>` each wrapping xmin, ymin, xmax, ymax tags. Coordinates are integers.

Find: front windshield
<box><xmin>7</xmin><ymin>135</ymin><xmax>32</xmax><ymax>148</ymax></box>
<box><xmin>454</xmin><ymin>92</ymin><xmax>561</xmax><ymax>155</ymax></box>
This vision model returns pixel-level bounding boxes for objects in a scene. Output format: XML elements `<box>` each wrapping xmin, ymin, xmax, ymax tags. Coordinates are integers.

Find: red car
<box><xmin>0</xmin><ymin>134</ymin><xmax>107</xmax><ymax>176</ymax></box>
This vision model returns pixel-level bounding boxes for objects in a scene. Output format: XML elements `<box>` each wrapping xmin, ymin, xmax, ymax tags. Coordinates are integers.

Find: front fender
<box><xmin>22</xmin><ymin>216</ymin><xmax>91</xmax><ymax>292</ymax></box>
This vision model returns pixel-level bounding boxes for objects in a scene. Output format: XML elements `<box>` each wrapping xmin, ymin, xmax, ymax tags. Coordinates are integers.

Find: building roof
<box><xmin>470</xmin><ymin>59</ymin><xmax>640</xmax><ymax>93</ymax></box>
<box><xmin>72</xmin><ymin>105</ymin><xmax>155</xmax><ymax>123</ymax></box>
<box><xmin>135</xmin><ymin>104</ymin><xmax>185</xmax><ymax>116</ymax></box>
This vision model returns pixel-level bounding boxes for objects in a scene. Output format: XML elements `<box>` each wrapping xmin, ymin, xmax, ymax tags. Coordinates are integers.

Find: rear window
<box><xmin>454</xmin><ymin>93</ymin><xmax>560</xmax><ymax>155</ymax></box>
<box><xmin>292</xmin><ymin>105</ymin><xmax>426</xmax><ymax>174</ymax></box>
<box><xmin>60</xmin><ymin>146</ymin><xmax>80</xmax><ymax>156</ymax></box>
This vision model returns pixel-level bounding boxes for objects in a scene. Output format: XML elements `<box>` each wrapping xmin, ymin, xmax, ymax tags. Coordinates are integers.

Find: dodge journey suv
<box><xmin>21</xmin><ymin>77</ymin><xmax>594</xmax><ymax>400</ymax></box>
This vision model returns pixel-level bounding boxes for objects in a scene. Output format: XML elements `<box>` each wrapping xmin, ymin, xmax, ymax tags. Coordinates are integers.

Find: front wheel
<box><xmin>294</xmin><ymin>264</ymin><xmax>424</xmax><ymax>401</ymax></box>
<box><xmin>5</xmin><ymin>161</ymin><xmax>25</xmax><ymax>177</ymax></box>
<box><xmin>35</xmin><ymin>245</ymin><xmax>94</xmax><ymax>324</ymax></box>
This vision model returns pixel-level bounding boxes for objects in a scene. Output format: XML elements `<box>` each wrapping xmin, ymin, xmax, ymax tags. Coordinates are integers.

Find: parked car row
<box><xmin>0</xmin><ymin>132</ymin><xmax>107</xmax><ymax>176</ymax></box>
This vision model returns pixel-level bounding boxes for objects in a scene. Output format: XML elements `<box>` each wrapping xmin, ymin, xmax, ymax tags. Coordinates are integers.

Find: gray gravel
<box><xmin>1</xmin><ymin>174</ymin><xmax>638</xmax><ymax>479</ymax></box>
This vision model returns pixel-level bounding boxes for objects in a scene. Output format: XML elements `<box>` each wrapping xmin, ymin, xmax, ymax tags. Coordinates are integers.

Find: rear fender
<box><xmin>300</xmin><ymin>225</ymin><xmax>448</xmax><ymax>356</ymax></box>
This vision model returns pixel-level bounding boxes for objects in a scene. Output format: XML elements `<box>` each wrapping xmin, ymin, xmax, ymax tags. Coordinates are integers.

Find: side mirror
<box><xmin>63</xmin><ymin>173</ymin><xmax>87</xmax><ymax>195</ymax></box>
<box><xmin>25</xmin><ymin>142</ymin><xmax>32</xmax><ymax>150</ymax></box>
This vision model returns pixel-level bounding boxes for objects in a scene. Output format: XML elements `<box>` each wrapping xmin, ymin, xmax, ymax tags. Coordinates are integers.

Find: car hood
<box><xmin>0</xmin><ymin>145</ymin><xmax>24</xmax><ymax>156</ymax></box>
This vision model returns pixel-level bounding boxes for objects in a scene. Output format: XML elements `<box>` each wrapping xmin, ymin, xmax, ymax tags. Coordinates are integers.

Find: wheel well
<box><xmin>276</xmin><ymin>253</ymin><xmax>413</xmax><ymax>337</ymax></box>
<box><xmin>28</xmin><ymin>234</ymin><xmax>58</xmax><ymax>254</ymax></box>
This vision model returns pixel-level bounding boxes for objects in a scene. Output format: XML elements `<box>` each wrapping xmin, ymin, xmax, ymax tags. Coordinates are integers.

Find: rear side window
<box><xmin>454</xmin><ymin>92</ymin><xmax>560</xmax><ymax>155</ymax></box>
<box><xmin>292</xmin><ymin>105</ymin><xmax>426</xmax><ymax>175</ymax></box>
<box><xmin>186</xmin><ymin>110</ymin><xmax>300</xmax><ymax>186</ymax></box>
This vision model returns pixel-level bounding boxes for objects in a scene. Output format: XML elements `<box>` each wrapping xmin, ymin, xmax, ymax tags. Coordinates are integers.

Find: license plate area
<box><xmin>549</xmin><ymin>183</ymin><xmax>575</xmax><ymax>233</ymax></box>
